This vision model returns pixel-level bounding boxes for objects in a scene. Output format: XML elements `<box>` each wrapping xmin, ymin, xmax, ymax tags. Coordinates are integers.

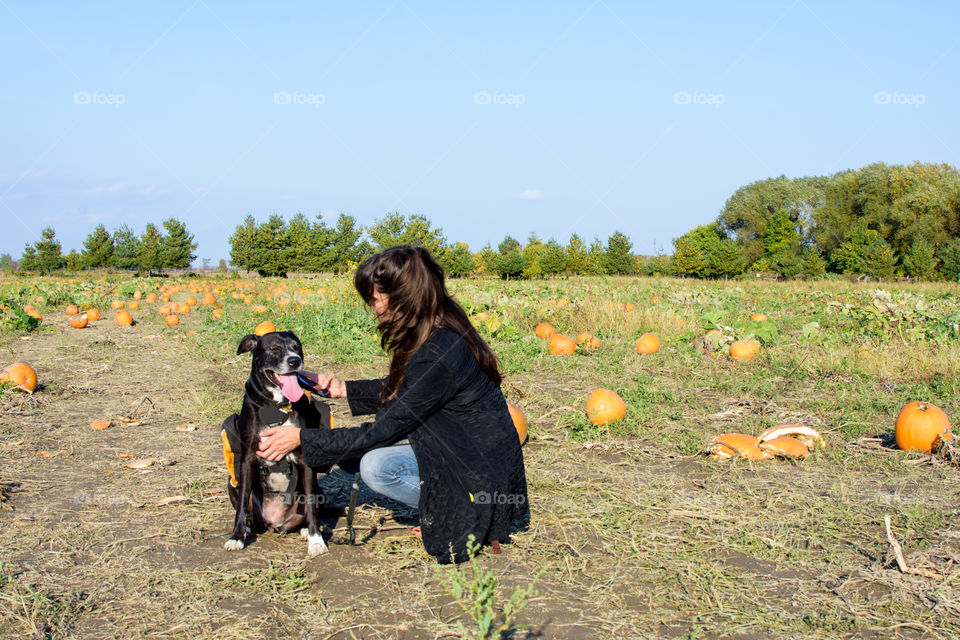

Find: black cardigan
<box><xmin>300</xmin><ymin>328</ymin><xmax>529</xmax><ymax>564</ymax></box>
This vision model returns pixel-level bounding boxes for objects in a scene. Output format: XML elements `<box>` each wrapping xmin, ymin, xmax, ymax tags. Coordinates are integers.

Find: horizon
<box><xmin>3</xmin><ymin>1</ymin><xmax>958</xmax><ymax>264</ymax></box>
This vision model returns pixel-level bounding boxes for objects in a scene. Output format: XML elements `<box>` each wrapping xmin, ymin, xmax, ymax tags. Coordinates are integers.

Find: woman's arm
<box><xmin>299</xmin><ymin>356</ymin><xmax>457</xmax><ymax>469</ymax></box>
<box><xmin>344</xmin><ymin>378</ymin><xmax>386</xmax><ymax>415</ymax></box>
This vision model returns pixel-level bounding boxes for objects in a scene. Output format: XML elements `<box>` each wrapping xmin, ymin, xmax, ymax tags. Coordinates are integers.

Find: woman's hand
<box><xmin>316</xmin><ymin>373</ymin><xmax>346</xmax><ymax>398</ymax></box>
<box><xmin>256</xmin><ymin>426</ymin><xmax>301</xmax><ymax>461</ymax></box>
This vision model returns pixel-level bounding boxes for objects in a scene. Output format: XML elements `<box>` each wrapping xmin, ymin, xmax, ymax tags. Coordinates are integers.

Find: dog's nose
<box><xmin>287</xmin><ymin>356</ymin><xmax>302</xmax><ymax>369</ymax></box>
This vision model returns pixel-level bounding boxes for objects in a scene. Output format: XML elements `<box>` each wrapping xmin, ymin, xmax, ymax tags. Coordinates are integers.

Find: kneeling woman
<box><xmin>257</xmin><ymin>246</ymin><xmax>528</xmax><ymax>564</ymax></box>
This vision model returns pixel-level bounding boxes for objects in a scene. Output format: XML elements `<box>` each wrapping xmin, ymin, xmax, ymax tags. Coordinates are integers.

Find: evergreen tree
<box><xmin>901</xmin><ymin>235</ymin><xmax>938</xmax><ymax>279</ymax></box>
<box><xmin>474</xmin><ymin>245</ymin><xmax>496</xmax><ymax>275</ymax></box>
<box><xmin>565</xmin><ymin>234</ymin><xmax>588</xmax><ymax>275</ymax></box>
<box><xmin>940</xmin><ymin>238</ymin><xmax>960</xmax><ymax>281</ymax></box>
<box><xmin>65</xmin><ymin>249</ymin><xmax>83</xmax><ymax>272</ymax></box>
<box><xmin>863</xmin><ymin>240</ymin><xmax>896</xmax><ymax>278</ymax></box>
<box><xmin>521</xmin><ymin>234</ymin><xmax>545</xmax><ymax>279</ymax></box>
<box><xmin>583</xmin><ymin>238</ymin><xmax>607</xmax><ymax>275</ymax></box>
<box><xmin>251</xmin><ymin>214</ymin><xmax>288</xmax><ymax>277</ymax></box>
<box><xmin>326</xmin><ymin>213</ymin><xmax>364</xmax><ymax>273</ymax></box>
<box><xmin>831</xmin><ymin>220</ymin><xmax>892</xmax><ymax>275</ymax></box>
<box><xmin>540</xmin><ymin>239</ymin><xmax>567</xmax><ymax>276</ymax></box>
<box><xmin>672</xmin><ymin>224</ymin><xmax>743</xmax><ymax>278</ymax></box>
<box><xmin>81</xmin><ymin>225</ymin><xmax>114</xmax><ymax>269</ymax></box>
<box><xmin>112</xmin><ymin>224</ymin><xmax>139</xmax><ymax>270</ymax></box>
<box><xmin>285</xmin><ymin>212</ymin><xmax>314</xmax><ymax>273</ymax></box>
<box><xmin>138</xmin><ymin>223</ymin><xmax>164</xmax><ymax>273</ymax></box>
<box><xmin>35</xmin><ymin>227</ymin><xmax>65</xmax><ymax>274</ymax></box>
<box><xmin>800</xmin><ymin>247</ymin><xmax>827</xmax><ymax>279</ymax></box>
<box><xmin>20</xmin><ymin>245</ymin><xmax>38</xmax><ymax>271</ymax></box>
<box><xmin>0</xmin><ymin>253</ymin><xmax>13</xmax><ymax>272</ymax></box>
<box><xmin>229</xmin><ymin>215</ymin><xmax>258</xmax><ymax>273</ymax></box>
<box><xmin>492</xmin><ymin>235</ymin><xmax>525</xmax><ymax>279</ymax></box>
<box><xmin>446</xmin><ymin>242</ymin><xmax>475</xmax><ymax>277</ymax></box>
<box><xmin>160</xmin><ymin>218</ymin><xmax>197</xmax><ymax>269</ymax></box>
<box><xmin>671</xmin><ymin>235</ymin><xmax>707</xmax><ymax>277</ymax></box>
<box><xmin>605</xmin><ymin>231</ymin><xmax>634</xmax><ymax>274</ymax></box>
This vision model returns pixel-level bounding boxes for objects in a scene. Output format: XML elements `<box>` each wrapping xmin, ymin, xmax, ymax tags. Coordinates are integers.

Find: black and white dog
<box><xmin>224</xmin><ymin>331</ymin><xmax>330</xmax><ymax>556</ymax></box>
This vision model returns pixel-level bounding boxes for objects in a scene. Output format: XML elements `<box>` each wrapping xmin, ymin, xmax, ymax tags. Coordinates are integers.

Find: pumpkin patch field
<box><xmin>1</xmin><ymin>273</ymin><xmax>959</xmax><ymax>639</ymax></box>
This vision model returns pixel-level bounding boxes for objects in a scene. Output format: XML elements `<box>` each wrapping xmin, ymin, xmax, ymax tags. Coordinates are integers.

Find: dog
<box><xmin>224</xmin><ymin>330</ymin><xmax>330</xmax><ymax>557</ymax></box>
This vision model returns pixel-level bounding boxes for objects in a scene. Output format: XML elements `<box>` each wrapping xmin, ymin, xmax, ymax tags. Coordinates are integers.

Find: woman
<box><xmin>257</xmin><ymin>246</ymin><xmax>528</xmax><ymax>564</ymax></box>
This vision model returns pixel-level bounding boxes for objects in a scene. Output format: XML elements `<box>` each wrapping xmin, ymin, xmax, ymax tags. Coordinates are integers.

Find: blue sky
<box><xmin>2</xmin><ymin>1</ymin><xmax>958</xmax><ymax>264</ymax></box>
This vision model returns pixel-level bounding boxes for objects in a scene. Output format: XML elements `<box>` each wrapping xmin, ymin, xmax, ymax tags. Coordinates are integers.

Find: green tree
<box><xmin>605</xmin><ymin>231</ymin><xmax>633</xmax><ymax>274</ymax></box>
<box><xmin>539</xmin><ymin>239</ymin><xmax>567</xmax><ymax>276</ymax></box>
<box><xmin>584</xmin><ymin>238</ymin><xmax>608</xmax><ymax>275</ymax></box>
<box><xmin>81</xmin><ymin>225</ymin><xmax>114</xmax><ymax>269</ymax></box>
<box><xmin>491</xmin><ymin>235</ymin><xmax>525</xmax><ymax>279</ymax></box>
<box><xmin>800</xmin><ymin>247</ymin><xmax>827</xmax><ymax>279</ymax></box>
<box><xmin>939</xmin><ymin>238</ymin><xmax>960</xmax><ymax>281</ymax></box>
<box><xmin>19</xmin><ymin>245</ymin><xmax>38</xmax><ymax>271</ymax></box>
<box><xmin>474</xmin><ymin>245</ymin><xmax>496</xmax><ymax>275</ymax></box>
<box><xmin>830</xmin><ymin>220</ymin><xmax>893</xmax><ymax>275</ymax></box>
<box><xmin>34</xmin><ymin>227</ymin><xmax>65</xmax><ymax>274</ymax></box>
<box><xmin>565</xmin><ymin>234</ymin><xmax>588</xmax><ymax>275</ymax></box>
<box><xmin>112</xmin><ymin>224</ymin><xmax>139</xmax><ymax>270</ymax></box>
<box><xmin>521</xmin><ymin>234</ymin><xmax>545</xmax><ymax>279</ymax></box>
<box><xmin>719</xmin><ymin>175</ymin><xmax>824</xmax><ymax>265</ymax></box>
<box><xmin>326</xmin><ymin>213</ymin><xmax>365</xmax><ymax>273</ymax></box>
<box><xmin>285</xmin><ymin>212</ymin><xmax>314</xmax><ymax>273</ymax></box>
<box><xmin>229</xmin><ymin>214</ymin><xmax>258</xmax><ymax>274</ymax></box>
<box><xmin>672</xmin><ymin>224</ymin><xmax>743</xmax><ymax>278</ymax></box>
<box><xmin>65</xmin><ymin>249</ymin><xmax>83</xmax><ymax>272</ymax></box>
<box><xmin>160</xmin><ymin>218</ymin><xmax>197</xmax><ymax>269</ymax></box>
<box><xmin>0</xmin><ymin>253</ymin><xmax>13</xmax><ymax>272</ymax></box>
<box><xmin>137</xmin><ymin>223</ymin><xmax>164</xmax><ymax>273</ymax></box>
<box><xmin>445</xmin><ymin>242</ymin><xmax>475</xmax><ymax>277</ymax></box>
<box><xmin>251</xmin><ymin>214</ymin><xmax>288</xmax><ymax>277</ymax></box>
<box><xmin>901</xmin><ymin>235</ymin><xmax>938</xmax><ymax>279</ymax></box>
<box><xmin>863</xmin><ymin>240</ymin><xmax>896</xmax><ymax>278</ymax></box>
<box><xmin>368</xmin><ymin>211</ymin><xmax>448</xmax><ymax>264</ymax></box>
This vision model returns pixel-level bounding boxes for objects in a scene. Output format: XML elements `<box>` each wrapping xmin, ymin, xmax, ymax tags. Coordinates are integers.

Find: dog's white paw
<box><xmin>224</xmin><ymin>538</ymin><xmax>245</xmax><ymax>551</ymax></box>
<box><xmin>307</xmin><ymin>533</ymin><xmax>328</xmax><ymax>557</ymax></box>
<box><xmin>299</xmin><ymin>527</ymin><xmax>309</xmax><ymax>539</ymax></box>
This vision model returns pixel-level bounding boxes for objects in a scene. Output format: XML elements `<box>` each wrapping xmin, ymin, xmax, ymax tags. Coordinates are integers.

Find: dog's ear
<box><xmin>237</xmin><ymin>334</ymin><xmax>259</xmax><ymax>355</ymax></box>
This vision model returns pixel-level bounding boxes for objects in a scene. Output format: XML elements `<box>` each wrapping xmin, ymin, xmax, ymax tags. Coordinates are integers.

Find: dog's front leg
<box><xmin>225</xmin><ymin>453</ymin><xmax>257</xmax><ymax>550</ymax></box>
<box><xmin>301</xmin><ymin>466</ymin><xmax>328</xmax><ymax>556</ymax></box>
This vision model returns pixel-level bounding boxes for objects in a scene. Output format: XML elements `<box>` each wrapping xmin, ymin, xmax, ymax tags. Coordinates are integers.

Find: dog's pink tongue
<box><xmin>277</xmin><ymin>373</ymin><xmax>304</xmax><ymax>403</ymax></box>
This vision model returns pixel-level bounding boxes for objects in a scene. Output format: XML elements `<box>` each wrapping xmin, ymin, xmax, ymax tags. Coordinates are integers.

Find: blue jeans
<box><xmin>358</xmin><ymin>444</ymin><xmax>420</xmax><ymax>509</ymax></box>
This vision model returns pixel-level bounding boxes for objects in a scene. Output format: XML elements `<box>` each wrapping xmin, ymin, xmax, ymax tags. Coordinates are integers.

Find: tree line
<box><xmin>228</xmin><ymin>210</ymin><xmax>639</xmax><ymax>278</ymax></box>
<box><xmin>671</xmin><ymin>162</ymin><xmax>960</xmax><ymax>280</ymax></box>
<box><xmin>14</xmin><ymin>219</ymin><xmax>197</xmax><ymax>274</ymax></box>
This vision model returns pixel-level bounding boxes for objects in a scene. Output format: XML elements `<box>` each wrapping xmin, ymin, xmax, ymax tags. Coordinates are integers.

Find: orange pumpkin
<box><xmin>895</xmin><ymin>401</ymin><xmax>952</xmax><ymax>453</ymax></box>
<box><xmin>507</xmin><ymin>404</ymin><xmax>529</xmax><ymax>444</ymax></box>
<box><xmin>535</xmin><ymin>322</ymin><xmax>556</xmax><ymax>339</ymax></box>
<box><xmin>547</xmin><ymin>334</ymin><xmax>576</xmax><ymax>355</ymax></box>
<box><xmin>253</xmin><ymin>304</ymin><xmax>268</xmax><ymax>314</ymax></box>
<box><xmin>86</xmin><ymin>308</ymin><xmax>101</xmax><ymax>321</ymax></box>
<box><xmin>185</xmin><ymin>297</ymin><xmax>198</xmax><ymax>307</ymax></box>
<box><xmin>750</xmin><ymin>313</ymin><xmax>768</xmax><ymax>322</ymax></box>
<box><xmin>586</xmin><ymin>389</ymin><xmax>626</xmax><ymax>426</ymax></box>
<box><xmin>576</xmin><ymin>333</ymin><xmax>601</xmax><ymax>352</ymax></box>
<box><xmin>65</xmin><ymin>304</ymin><xmax>80</xmax><ymax>316</ymax></box>
<box><xmin>69</xmin><ymin>314</ymin><xmax>88</xmax><ymax>329</ymax></box>
<box><xmin>201</xmin><ymin>293</ymin><xmax>217</xmax><ymax>306</ymax></box>
<box><xmin>635</xmin><ymin>333</ymin><xmax>660</xmax><ymax>355</ymax></box>
<box><xmin>254</xmin><ymin>320</ymin><xmax>276</xmax><ymax>336</ymax></box>
<box><xmin>133</xmin><ymin>291</ymin><xmax>143</xmax><ymax>300</ymax></box>
<box><xmin>145</xmin><ymin>293</ymin><xmax>157</xmax><ymax>303</ymax></box>
<box><xmin>729</xmin><ymin>339</ymin><xmax>759</xmax><ymax>360</ymax></box>
<box><xmin>128</xmin><ymin>301</ymin><xmax>140</xmax><ymax>311</ymax></box>
<box><xmin>165</xmin><ymin>314</ymin><xmax>180</xmax><ymax>326</ymax></box>
<box><xmin>111</xmin><ymin>300</ymin><xmax>124</xmax><ymax>310</ymax></box>
<box><xmin>115</xmin><ymin>310</ymin><xmax>134</xmax><ymax>326</ymax></box>
<box><xmin>212</xmin><ymin>308</ymin><xmax>225</xmax><ymax>319</ymax></box>
<box><xmin>0</xmin><ymin>362</ymin><xmax>38</xmax><ymax>393</ymax></box>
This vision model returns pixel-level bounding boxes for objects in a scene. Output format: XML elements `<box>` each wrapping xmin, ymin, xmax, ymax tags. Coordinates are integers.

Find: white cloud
<box><xmin>515</xmin><ymin>188</ymin><xmax>542</xmax><ymax>201</ymax></box>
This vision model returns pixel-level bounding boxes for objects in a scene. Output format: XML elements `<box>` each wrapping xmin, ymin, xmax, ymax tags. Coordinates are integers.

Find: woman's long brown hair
<box><xmin>354</xmin><ymin>246</ymin><xmax>502</xmax><ymax>404</ymax></box>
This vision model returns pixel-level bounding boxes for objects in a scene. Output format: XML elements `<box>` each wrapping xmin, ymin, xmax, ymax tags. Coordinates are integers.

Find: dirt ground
<box><xmin>1</xmin><ymin>311</ymin><xmax>959</xmax><ymax>639</ymax></box>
